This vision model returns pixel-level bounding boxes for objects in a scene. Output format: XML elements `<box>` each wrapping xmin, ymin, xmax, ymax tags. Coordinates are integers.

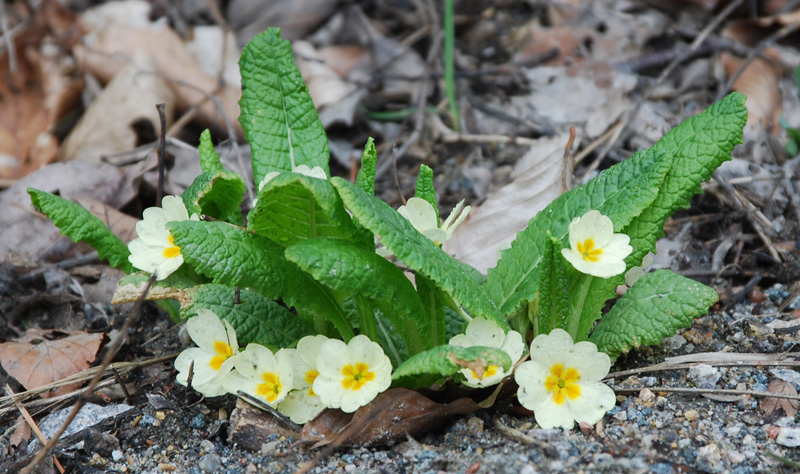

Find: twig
<box><xmin>613</xmin><ymin>386</ymin><xmax>800</xmax><ymax>401</ymax></box>
<box><xmin>5</xmin><ymin>385</ymin><xmax>65</xmax><ymax>474</ymax></box>
<box><xmin>21</xmin><ymin>275</ymin><xmax>156</xmax><ymax>474</ymax></box>
<box><xmin>156</xmin><ymin>103</ymin><xmax>167</xmax><ymax>205</ymax></box>
<box><xmin>606</xmin><ymin>352</ymin><xmax>800</xmax><ymax>380</ymax></box>
<box><xmin>492</xmin><ymin>417</ymin><xmax>551</xmax><ymax>449</ymax></box>
<box><xmin>562</xmin><ymin>127</ymin><xmax>576</xmax><ymax>192</ymax></box>
<box><xmin>584</xmin><ymin>0</ymin><xmax>746</xmax><ymax>175</ymax></box>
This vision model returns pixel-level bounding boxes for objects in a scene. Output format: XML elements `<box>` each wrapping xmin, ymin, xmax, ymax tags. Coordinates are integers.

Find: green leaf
<box><xmin>238</xmin><ymin>28</ymin><xmax>329</xmax><ymax>184</ymax></box>
<box><xmin>536</xmin><ymin>234</ymin><xmax>571</xmax><ymax>337</ymax></box>
<box><xmin>356</xmin><ymin>137</ymin><xmax>377</xmax><ymax>196</ymax></box>
<box><xmin>622</xmin><ymin>92</ymin><xmax>748</xmax><ymax>268</ymax></box>
<box><xmin>247</xmin><ymin>174</ymin><xmax>367</xmax><ymax>248</ymax></box>
<box><xmin>589</xmin><ymin>270</ymin><xmax>718</xmax><ymax>361</ymax></box>
<box><xmin>198</xmin><ymin>129</ymin><xmax>223</xmax><ymax>173</ymax></box>
<box><xmin>415</xmin><ymin>164</ymin><xmax>438</xmax><ymax>221</ymax></box>
<box><xmin>182</xmin><ymin>284</ymin><xmax>313</xmax><ymax>348</ymax></box>
<box><xmin>391</xmin><ymin>345</ymin><xmax>511</xmax><ymax>382</ymax></box>
<box><xmin>168</xmin><ymin>220</ymin><xmax>354</xmax><ymax>341</ymax></box>
<box><xmin>285</xmin><ymin>237</ymin><xmax>429</xmax><ymax>355</ymax></box>
<box><xmin>331</xmin><ymin>177</ymin><xmax>508</xmax><ymax>330</ymax></box>
<box><xmin>415</xmin><ymin>274</ymin><xmax>446</xmax><ymax>346</ymax></box>
<box><xmin>182</xmin><ymin>170</ymin><xmax>246</xmax><ymax>225</ymax></box>
<box><xmin>28</xmin><ymin>189</ymin><xmax>133</xmax><ymax>273</ymax></box>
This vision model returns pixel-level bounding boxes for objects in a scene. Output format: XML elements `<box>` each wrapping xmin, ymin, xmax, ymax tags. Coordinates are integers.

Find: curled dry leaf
<box><xmin>0</xmin><ymin>329</ymin><xmax>105</xmax><ymax>398</ymax></box>
<box><xmin>720</xmin><ymin>51</ymin><xmax>783</xmax><ymax>134</ymax></box>
<box><xmin>302</xmin><ymin>387</ymin><xmax>481</xmax><ymax>447</ymax></box>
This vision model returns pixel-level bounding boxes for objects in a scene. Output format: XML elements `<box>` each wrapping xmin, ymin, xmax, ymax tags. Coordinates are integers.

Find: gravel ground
<box><xmin>4</xmin><ymin>285</ymin><xmax>800</xmax><ymax>474</ymax></box>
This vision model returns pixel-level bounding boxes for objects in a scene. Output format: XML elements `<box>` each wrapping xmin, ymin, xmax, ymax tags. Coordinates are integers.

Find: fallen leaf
<box><xmin>302</xmin><ymin>387</ymin><xmax>480</xmax><ymax>447</ymax></box>
<box><xmin>762</xmin><ymin>378</ymin><xmax>799</xmax><ymax>421</ymax></box>
<box><xmin>0</xmin><ymin>0</ymin><xmax>84</xmax><ymax>179</ymax></box>
<box><xmin>0</xmin><ymin>329</ymin><xmax>105</xmax><ymax>398</ymax></box>
<box><xmin>444</xmin><ymin>134</ymin><xmax>569</xmax><ymax>274</ymax></box>
<box><xmin>720</xmin><ymin>51</ymin><xmax>783</xmax><ymax>134</ymax></box>
<box><xmin>9</xmin><ymin>415</ymin><xmax>32</xmax><ymax>449</ymax></box>
<box><xmin>510</xmin><ymin>24</ymin><xmax>594</xmax><ymax>67</ymax></box>
<box><xmin>58</xmin><ymin>53</ymin><xmax>175</xmax><ymax>163</ymax></box>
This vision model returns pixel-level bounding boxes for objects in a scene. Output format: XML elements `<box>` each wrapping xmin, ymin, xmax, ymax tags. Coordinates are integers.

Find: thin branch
<box><xmin>613</xmin><ymin>386</ymin><xmax>800</xmax><ymax>401</ymax></box>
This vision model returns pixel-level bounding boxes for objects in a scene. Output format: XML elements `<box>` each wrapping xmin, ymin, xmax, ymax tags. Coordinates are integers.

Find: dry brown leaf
<box><xmin>762</xmin><ymin>378</ymin><xmax>799</xmax><ymax>420</ymax></box>
<box><xmin>720</xmin><ymin>51</ymin><xmax>782</xmax><ymax>134</ymax></box>
<box><xmin>0</xmin><ymin>0</ymin><xmax>84</xmax><ymax>179</ymax></box>
<box><xmin>444</xmin><ymin>134</ymin><xmax>569</xmax><ymax>274</ymax></box>
<box><xmin>302</xmin><ymin>387</ymin><xmax>480</xmax><ymax>447</ymax></box>
<box><xmin>9</xmin><ymin>415</ymin><xmax>32</xmax><ymax>449</ymax></box>
<box><xmin>73</xmin><ymin>23</ymin><xmax>241</xmax><ymax>136</ymax></box>
<box><xmin>0</xmin><ymin>329</ymin><xmax>104</xmax><ymax>398</ymax></box>
<box><xmin>227</xmin><ymin>0</ymin><xmax>337</xmax><ymax>43</ymax></box>
<box><xmin>59</xmin><ymin>53</ymin><xmax>174</xmax><ymax>163</ymax></box>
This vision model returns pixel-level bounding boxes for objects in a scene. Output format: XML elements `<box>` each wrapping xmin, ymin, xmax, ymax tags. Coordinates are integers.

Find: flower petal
<box><xmin>567</xmin><ymin>382</ymin><xmax>616</xmax><ymax>425</ymax></box>
<box><xmin>398</xmin><ymin>198</ymin><xmax>438</xmax><ymax>234</ymax></box>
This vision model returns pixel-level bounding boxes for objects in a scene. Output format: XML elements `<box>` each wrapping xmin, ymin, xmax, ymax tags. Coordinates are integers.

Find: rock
<box><xmin>199</xmin><ymin>453</ymin><xmax>222</xmax><ymax>473</ymax></box>
<box><xmin>228</xmin><ymin>399</ymin><xmax>299</xmax><ymax>451</ymax></box>
<box><xmin>776</xmin><ymin>427</ymin><xmax>800</xmax><ymax>447</ymax></box>
<box><xmin>688</xmin><ymin>364</ymin><xmax>720</xmax><ymax>389</ymax></box>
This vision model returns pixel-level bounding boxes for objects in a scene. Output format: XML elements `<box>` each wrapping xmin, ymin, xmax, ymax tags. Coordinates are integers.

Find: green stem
<box><xmin>443</xmin><ymin>0</ymin><xmax>460</xmax><ymax>131</ymax></box>
<box><xmin>567</xmin><ymin>273</ymin><xmax>593</xmax><ymax>340</ymax></box>
<box><xmin>355</xmin><ymin>295</ymin><xmax>377</xmax><ymax>342</ymax></box>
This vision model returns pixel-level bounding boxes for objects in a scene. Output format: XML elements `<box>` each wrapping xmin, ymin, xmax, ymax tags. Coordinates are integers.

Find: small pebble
<box><xmin>688</xmin><ymin>364</ymin><xmax>719</xmax><ymax>389</ymax></box>
<box><xmin>112</xmin><ymin>450</ymin><xmax>124</xmax><ymax>462</ymax></box>
<box><xmin>684</xmin><ymin>410</ymin><xmax>700</xmax><ymax>421</ymax></box>
<box><xmin>190</xmin><ymin>414</ymin><xmax>207</xmax><ymax>429</ymax></box>
<box><xmin>199</xmin><ymin>454</ymin><xmax>222</xmax><ymax>473</ymax></box>
<box><xmin>200</xmin><ymin>440</ymin><xmax>215</xmax><ymax>453</ymax></box>
<box><xmin>651</xmin><ymin>462</ymin><xmax>674</xmax><ymax>474</ymax></box>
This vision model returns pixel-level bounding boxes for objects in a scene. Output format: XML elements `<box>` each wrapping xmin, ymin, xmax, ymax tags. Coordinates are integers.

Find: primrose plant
<box><xmin>29</xmin><ymin>28</ymin><xmax>748</xmax><ymax>430</ymax></box>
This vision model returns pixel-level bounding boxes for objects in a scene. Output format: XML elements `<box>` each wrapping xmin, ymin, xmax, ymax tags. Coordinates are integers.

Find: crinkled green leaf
<box><xmin>285</xmin><ymin>237</ymin><xmax>428</xmax><ymax>354</ymax></box>
<box><xmin>415</xmin><ymin>164</ymin><xmax>438</xmax><ymax>221</ymax></box>
<box><xmin>182</xmin><ymin>170</ymin><xmax>246</xmax><ymax>225</ymax></box>
<box><xmin>247</xmin><ymin>174</ymin><xmax>367</xmax><ymax>248</ymax></box>
<box><xmin>622</xmin><ymin>92</ymin><xmax>748</xmax><ymax>266</ymax></box>
<box><xmin>168</xmin><ymin>220</ymin><xmax>353</xmax><ymax>340</ymax></box>
<box><xmin>356</xmin><ymin>137</ymin><xmax>376</xmax><ymax>196</ymax></box>
<box><xmin>391</xmin><ymin>345</ymin><xmax>511</xmax><ymax>382</ymax></box>
<box><xmin>238</xmin><ymin>28</ymin><xmax>329</xmax><ymax>184</ymax></box>
<box><xmin>28</xmin><ymin>189</ymin><xmax>132</xmax><ymax>273</ymax></box>
<box><xmin>182</xmin><ymin>284</ymin><xmax>313</xmax><ymax>348</ymax></box>
<box><xmin>198</xmin><ymin>129</ymin><xmax>223</xmax><ymax>173</ymax></box>
<box><xmin>589</xmin><ymin>270</ymin><xmax>718</xmax><ymax>361</ymax></box>
<box><xmin>535</xmin><ymin>234</ymin><xmax>571</xmax><ymax>337</ymax></box>
<box><xmin>331</xmin><ymin>177</ymin><xmax>507</xmax><ymax>330</ymax></box>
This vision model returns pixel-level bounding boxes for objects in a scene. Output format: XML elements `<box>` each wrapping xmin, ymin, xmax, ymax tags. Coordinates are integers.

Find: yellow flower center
<box><xmin>209</xmin><ymin>341</ymin><xmax>233</xmax><ymax>371</ymax></box>
<box><xmin>164</xmin><ymin>234</ymin><xmax>181</xmax><ymax>259</ymax></box>
<box><xmin>341</xmin><ymin>362</ymin><xmax>375</xmax><ymax>391</ymax></box>
<box><xmin>544</xmin><ymin>363</ymin><xmax>581</xmax><ymax>405</ymax></box>
<box><xmin>305</xmin><ymin>369</ymin><xmax>319</xmax><ymax>396</ymax></box>
<box><xmin>576</xmin><ymin>238</ymin><xmax>602</xmax><ymax>262</ymax></box>
<box><xmin>256</xmin><ymin>372</ymin><xmax>282</xmax><ymax>402</ymax></box>
<box><xmin>470</xmin><ymin>364</ymin><xmax>499</xmax><ymax>380</ymax></box>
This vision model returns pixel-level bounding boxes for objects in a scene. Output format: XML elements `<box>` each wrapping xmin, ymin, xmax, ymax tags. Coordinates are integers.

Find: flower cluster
<box><xmin>128</xmin><ymin>195</ymin><xmax>199</xmax><ymax>281</ymax></box>
<box><xmin>561</xmin><ymin>210</ymin><xmax>632</xmax><ymax>278</ymax></box>
<box><xmin>175</xmin><ymin>311</ymin><xmax>392</xmax><ymax>424</ymax></box>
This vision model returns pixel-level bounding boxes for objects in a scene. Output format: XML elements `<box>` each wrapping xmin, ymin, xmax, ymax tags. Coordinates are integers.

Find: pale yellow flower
<box><xmin>515</xmin><ymin>329</ymin><xmax>616</xmax><ymax>429</ymax></box>
<box><xmin>312</xmin><ymin>335</ymin><xmax>392</xmax><ymax>413</ymax></box>
<box><xmin>128</xmin><ymin>195</ymin><xmax>199</xmax><ymax>280</ymax></box>
<box><xmin>276</xmin><ymin>335</ymin><xmax>328</xmax><ymax>424</ymax></box>
<box><xmin>561</xmin><ymin>210</ymin><xmax>632</xmax><ymax>278</ymax></box>
<box><xmin>174</xmin><ymin>309</ymin><xmax>239</xmax><ymax>397</ymax></box>
<box><xmin>227</xmin><ymin>344</ymin><xmax>293</xmax><ymax>407</ymax></box>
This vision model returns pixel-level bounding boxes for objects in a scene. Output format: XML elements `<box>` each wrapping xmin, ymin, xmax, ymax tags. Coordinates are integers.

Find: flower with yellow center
<box><xmin>312</xmin><ymin>335</ymin><xmax>392</xmax><ymax>413</ymax></box>
<box><xmin>515</xmin><ymin>329</ymin><xmax>616</xmax><ymax>429</ymax></box>
<box><xmin>276</xmin><ymin>335</ymin><xmax>329</xmax><ymax>424</ymax></box>
<box><xmin>227</xmin><ymin>344</ymin><xmax>293</xmax><ymax>407</ymax></box>
<box><xmin>174</xmin><ymin>309</ymin><xmax>239</xmax><ymax>397</ymax></box>
<box><xmin>560</xmin><ymin>210</ymin><xmax>632</xmax><ymax>278</ymax></box>
<box><xmin>128</xmin><ymin>195</ymin><xmax>199</xmax><ymax>280</ymax></box>
<box><xmin>449</xmin><ymin>317</ymin><xmax>525</xmax><ymax>388</ymax></box>
<box><xmin>378</xmin><ymin>198</ymin><xmax>470</xmax><ymax>257</ymax></box>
